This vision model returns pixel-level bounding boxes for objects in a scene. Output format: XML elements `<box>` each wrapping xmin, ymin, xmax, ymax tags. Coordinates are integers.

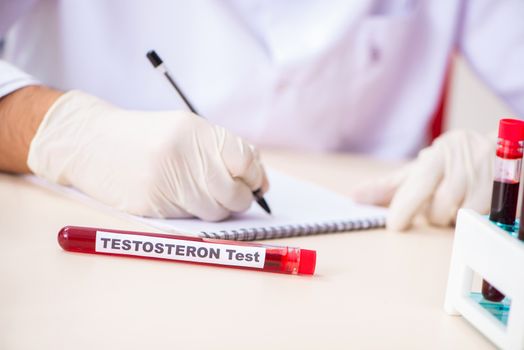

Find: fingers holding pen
<box><xmin>219</xmin><ymin>130</ymin><xmax>267</xmax><ymax>191</ymax></box>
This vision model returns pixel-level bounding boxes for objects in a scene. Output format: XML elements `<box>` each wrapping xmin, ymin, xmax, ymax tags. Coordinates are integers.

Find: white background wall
<box><xmin>445</xmin><ymin>56</ymin><xmax>516</xmax><ymax>134</ymax></box>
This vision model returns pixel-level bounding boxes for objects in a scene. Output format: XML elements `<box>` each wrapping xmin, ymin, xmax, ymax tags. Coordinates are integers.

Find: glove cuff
<box><xmin>27</xmin><ymin>90</ymin><xmax>115</xmax><ymax>184</ymax></box>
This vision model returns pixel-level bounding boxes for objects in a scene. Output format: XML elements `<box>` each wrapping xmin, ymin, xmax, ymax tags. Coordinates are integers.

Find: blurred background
<box><xmin>446</xmin><ymin>55</ymin><xmax>514</xmax><ymax>134</ymax></box>
<box><xmin>0</xmin><ymin>36</ymin><xmax>513</xmax><ymax>136</ymax></box>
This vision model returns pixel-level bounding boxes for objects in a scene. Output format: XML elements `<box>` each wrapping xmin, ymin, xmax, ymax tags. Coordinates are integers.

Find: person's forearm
<box><xmin>0</xmin><ymin>85</ymin><xmax>63</xmax><ymax>173</ymax></box>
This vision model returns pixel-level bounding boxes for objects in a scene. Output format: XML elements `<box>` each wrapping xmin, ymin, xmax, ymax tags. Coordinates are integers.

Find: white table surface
<box><xmin>0</xmin><ymin>150</ymin><xmax>495</xmax><ymax>349</ymax></box>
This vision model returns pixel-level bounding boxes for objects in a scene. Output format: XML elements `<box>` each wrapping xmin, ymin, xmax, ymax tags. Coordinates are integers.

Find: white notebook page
<box><xmin>24</xmin><ymin>169</ymin><xmax>387</xmax><ymax>240</ymax></box>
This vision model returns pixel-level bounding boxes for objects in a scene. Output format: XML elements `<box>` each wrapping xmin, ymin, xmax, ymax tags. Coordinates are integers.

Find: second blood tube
<box><xmin>482</xmin><ymin>119</ymin><xmax>524</xmax><ymax>302</ymax></box>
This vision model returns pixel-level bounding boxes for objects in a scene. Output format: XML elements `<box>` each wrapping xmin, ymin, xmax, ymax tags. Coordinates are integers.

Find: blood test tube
<box><xmin>58</xmin><ymin>226</ymin><xmax>316</xmax><ymax>275</ymax></box>
<box><xmin>482</xmin><ymin>118</ymin><xmax>524</xmax><ymax>302</ymax></box>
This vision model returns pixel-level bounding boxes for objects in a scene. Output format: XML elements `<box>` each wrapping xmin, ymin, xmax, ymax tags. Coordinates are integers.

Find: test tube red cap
<box><xmin>298</xmin><ymin>249</ymin><xmax>316</xmax><ymax>275</ymax></box>
<box><xmin>499</xmin><ymin>118</ymin><xmax>524</xmax><ymax>142</ymax></box>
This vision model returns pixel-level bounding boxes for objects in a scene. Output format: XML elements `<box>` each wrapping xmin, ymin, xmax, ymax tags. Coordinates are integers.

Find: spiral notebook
<box><xmin>25</xmin><ymin>169</ymin><xmax>387</xmax><ymax>241</ymax></box>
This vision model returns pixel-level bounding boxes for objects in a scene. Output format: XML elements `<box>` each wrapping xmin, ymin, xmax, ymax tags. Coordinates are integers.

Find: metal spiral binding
<box><xmin>199</xmin><ymin>217</ymin><xmax>386</xmax><ymax>241</ymax></box>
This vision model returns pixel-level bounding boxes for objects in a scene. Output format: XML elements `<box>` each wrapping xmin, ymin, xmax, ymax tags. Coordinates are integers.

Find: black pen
<box><xmin>146</xmin><ymin>50</ymin><xmax>271</xmax><ymax>215</ymax></box>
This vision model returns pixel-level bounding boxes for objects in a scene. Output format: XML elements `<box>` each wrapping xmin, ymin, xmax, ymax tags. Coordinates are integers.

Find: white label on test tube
<box><xmin>95</xmin><ymin>231</ymin><xmax>266</xmax><ymax>269</ymax></box>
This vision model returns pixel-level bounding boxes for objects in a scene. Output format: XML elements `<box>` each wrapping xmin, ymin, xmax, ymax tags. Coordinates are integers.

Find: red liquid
<box><xmin>483</xmin><ymin>181</ymin><xmax>520</xmax><ymax>302</ymax></box>
<box><xmin>489</xmin><ymin>181</ymin><xmax>520</xmax><ymax>225</ymax></box>
<box><xmin>484</xmin><ymin>180</ymin><xmax>519</xmax><ymax>302</ymax></box>
<box><xmin>483</xmin><ymin>180</ymin><xmax>519</xmax><ymax>301</ymax></box>
<box><xmin>58</xmin><ymin>226</ymin><xmax>316</xmax><ymax>275</ymax></box>
<box><xmin>481</xmin><ymin>280</ymin><xmax>505</xmax><ymax>302</ymax></box>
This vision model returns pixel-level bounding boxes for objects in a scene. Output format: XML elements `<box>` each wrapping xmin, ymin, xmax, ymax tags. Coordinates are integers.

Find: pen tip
<box><xmin>252</xmin><ymin>189</ymin><xmax>271</xmax><ymax>214</ymax></box>
<box><xmin>257</xmin><ymin>197</ymin><xmax>272</xmax><ymax>215</ymax></box>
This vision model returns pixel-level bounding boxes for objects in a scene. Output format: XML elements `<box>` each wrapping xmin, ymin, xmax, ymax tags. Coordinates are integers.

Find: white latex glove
<box><xmin>27</xmin><ymin>90</ymin><xmax>269</xmax><ymax>221</ymax></box>
<box><xmin>351</xmin><ymin>130</ymin><xmax>496</xmax><ymax>231</ymax></box>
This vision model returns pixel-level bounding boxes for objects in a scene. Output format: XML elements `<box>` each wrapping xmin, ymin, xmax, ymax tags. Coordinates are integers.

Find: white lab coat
<box><xmin>1</xmin><ymin>0</ymin><xmax>523</xmax><ymax>158</ymax></box>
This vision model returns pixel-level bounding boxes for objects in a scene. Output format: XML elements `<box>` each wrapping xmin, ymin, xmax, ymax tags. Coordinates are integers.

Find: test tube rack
<box><xmin>445</xmin><ymin>209</ymin><xmax>524</xmax><ymax>349</ymax></box>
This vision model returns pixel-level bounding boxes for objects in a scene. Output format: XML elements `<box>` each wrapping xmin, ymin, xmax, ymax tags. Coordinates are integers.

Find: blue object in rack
<box><xmin>487</xmin><ymin>216</ymin><xmax>520</xmax><ymax>238</ymax></box>
<box><xmin>470</xmin><ymin>292</ymin><xmax>511</xmax><ymax>326</ymax></box>
<box><xmin>472</xmin><ymin>216</ymin><xmax>518</xmax><ymax>326</ymax></box>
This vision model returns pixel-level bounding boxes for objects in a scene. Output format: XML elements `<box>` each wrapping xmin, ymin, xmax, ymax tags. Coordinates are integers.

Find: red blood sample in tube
<box><xmin>489</xmin><ymin>181</ymin><xmax>520</xmax><ymax>225</ymax></box>
<box><xmin>483</xmin><ymin>119</ymin><xmax>524</xmax><ymax>302</ymax></box>
<box><xmin>58</xmin><ymin>226</ymin><xmax>316</xmax><ymax>275</ymax></box>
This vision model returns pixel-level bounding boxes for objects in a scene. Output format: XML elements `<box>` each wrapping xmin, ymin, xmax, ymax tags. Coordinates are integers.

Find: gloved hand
<box><xmin>351</xmin><ymin>130</ymin><xmax>496</xmax><ymax>231</ymax></box>
<box><xmin>27</xmin><ymin>90</ymin><xmax>268</xmax><ymax>221</ymax></box>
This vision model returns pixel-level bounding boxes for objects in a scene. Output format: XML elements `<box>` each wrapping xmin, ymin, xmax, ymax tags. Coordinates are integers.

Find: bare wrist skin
<box><xmin>0</xmin><ymin>85</ymin><xmax>63</xmax><ymax>173</ymax></box>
